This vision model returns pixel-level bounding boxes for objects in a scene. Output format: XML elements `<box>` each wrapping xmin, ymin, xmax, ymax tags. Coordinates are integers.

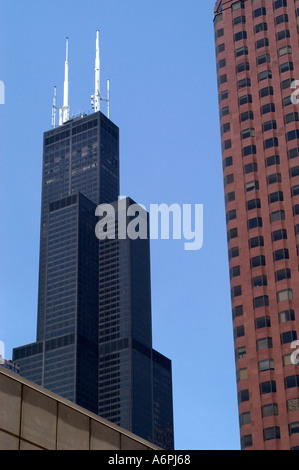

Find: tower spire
<box><xmin>92</xmin><ymin>30</ymin><xmax>101</xmax><ymax>112</ymax></box>
<box><xmin>59</xmin><ymin>37</ymin><xmax>70</xmax><ymax>125</ymax></box>
<box><xmin>91</xmin><ymin>30</ymin><xmax>110</xmax><ymax>118</ymax></box>
<box><xmin>52</xmin><ymin>86</ymin><xmax>57</xmax><ymax>128</ymax></box>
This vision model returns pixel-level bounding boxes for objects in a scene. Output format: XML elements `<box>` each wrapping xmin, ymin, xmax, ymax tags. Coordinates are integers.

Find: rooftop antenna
<box><xmin>107</xmin><ymin>79</ymin><xmax>110</xmax><ymax>119</ymax></box>
<box><xmin>52</xmin><ymin>86</ymin><xmax>57</xmax><ymax>128</ymax></box>
<box><xmin>59</xmin><ymin>37</ymin><xmax>70</xmax><ymax>125</ymax></box>
<box><xmin>91</xmin><ymin>30</ymin><xmax>110</xmax><ymax>118</ymax></box>
<box><xmin>91</xmin><ymin>30</ymin><xmax>101</xmax><ymax>112</ymax></box>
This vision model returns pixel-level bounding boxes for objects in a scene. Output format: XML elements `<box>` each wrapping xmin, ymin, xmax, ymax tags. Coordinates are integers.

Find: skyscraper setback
<box><xmin>214</xmin><ymin>0</ymin><xmax>299</xmax><ymax>450</ymax></box>
<box><xmin>12</xmin><ymin>32</ymin><xmax>174</xmax><ymax>450</ymax></box>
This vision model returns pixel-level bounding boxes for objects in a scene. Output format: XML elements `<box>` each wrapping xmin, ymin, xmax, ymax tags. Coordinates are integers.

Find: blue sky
<box><xmin>0</xmin><ymin>0</ymin><xmax>240</xmax><ymax>450</ymax></box>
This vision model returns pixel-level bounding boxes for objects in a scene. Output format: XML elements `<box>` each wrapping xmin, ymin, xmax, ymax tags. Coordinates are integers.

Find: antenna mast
<box><xmin>107</xmin><ymin>79</ymin><xmax>110</xmax><ymax>119</ymax></box>
<box><xmin>52</xmin><ymin>86</ymin><xmax>57</xmax><ymax>128</ymax></box>
<box><xmin>59</xmin><ymin>37</ymin><xmax>70</xmax><ymax>125</ymax></box>
<box><xmin>91</xmin><ymin>30</ymin><xmax>101</xmax><ymax>112</ymax></box>
<box><xmin>91</xmin><ymin>30</ymin><xmax>110</xmax><ymax>118</ymax></box>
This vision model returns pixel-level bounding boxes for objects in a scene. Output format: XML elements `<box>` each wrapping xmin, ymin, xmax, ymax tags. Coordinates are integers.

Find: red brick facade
<box><xmin>214</xmin><ymin>0</ymin><xmax>299</xmax><ymax>450</ymax></box>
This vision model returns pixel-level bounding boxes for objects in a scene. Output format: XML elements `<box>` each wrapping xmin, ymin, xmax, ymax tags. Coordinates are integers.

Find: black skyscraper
<box><xmin>13</xmin><ymin>111</ymin><xmax>119</xmax><ymax>414</ymax></box>
<box><xmin>97</xmin><ymin>197</ymin><xmax>174</xmax><ymax>448</ymax></box>
<box><xmin>13</xmin><ymin>35</ymin><xmax>174</xmax><ymax>449</ymax></box>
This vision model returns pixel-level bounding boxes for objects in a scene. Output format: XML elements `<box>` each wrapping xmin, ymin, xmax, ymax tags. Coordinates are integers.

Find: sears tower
<box><xmin>13</xmin><ymin>32</ymin><xmax>174</xmax><ymax>450</ymax></box>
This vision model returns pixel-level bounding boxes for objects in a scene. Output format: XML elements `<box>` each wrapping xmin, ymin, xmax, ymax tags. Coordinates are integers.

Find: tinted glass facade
<box><xmin>14</xmin><ymin>193</ymin><xmax>99</xmax><ymax>413</ymax></box>
<box><xmin>37</xmin><ymin>112</ymin><xmax>119</xmax><ymax>342</ymax></box>
<box><xmin>12</xmin><ymin>111</ymin><xmax>174</xmax><ymax>449</ymax></box>
<box><xmin>97</xmin><ymin>198</ymin><xmax>174</xmax><ymax>449</ymax></box>
<box><xmin>14</xmin><ymin>111</ymin><xmax>119</xmax><ymax>414</ymax></box>
<box><xmin>214</xmin><ymin>0</ymin><xmax>299</xmax><ymax>450</ymax></box>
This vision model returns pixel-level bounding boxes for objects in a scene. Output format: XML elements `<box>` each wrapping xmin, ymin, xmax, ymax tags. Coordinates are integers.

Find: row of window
<box><xmin>219</xmin><ymin>62</ymin><xmax>294</xmax><ymax>112</ymax></box>
<box><xmin>227</xmin><ymin>207</ymin><xmax>299</xmax><ymax>228</ymax></box>
<box><xmin>234</xmin><ymin>323</ymin><xmax>297</xmax><ymax>346</ymax></box>
<box><xmin>224</xmin><ymin>152</ymin><xmax>299</xmax><ymax>182</ymax></box>
<box><xmin>225</xmin><ymin>172</ymin><xmax>299</xmax><ymax>201</ymax></box>
<box><xmin>215</xmin><ymin>0</ymin><xmax>290</xmax><ymax>26</ymax></box>
<box><xmin>240</xmin><ymin>398</ymin><xmax>298</xmax><ymax>429</ymax></box>
<box><xmin>220</xmin><ymin>90</ymin><xmax>295</xmax><ymax>125</ymax></box>
<box><xmin>231</xmin><ymin>264</ymin><xmax>292</xmax><ymax>283</ymax></box>
<box><xmin>231</xmin><ymin>287</ymin><xmax>294</xmax><ymax>305</ymax></box>
<box><xmin>241</xmin><ymin>420</ymin><xmax>299</xmax><ymax>449</ymax></box>
<box><xmin>215</xmin><ymin>7</ymin><xmax>292</xmax><ymax>40</ymax></box>
<box><xmin>235</xmin><ymin>337</ymin><xmax>296</xmax><ymax>361</ymax></box>
<box><xmin>239</xmin><ymin>377</ymin><xmax>299</xmax><ymax>407</ymax></box>
<box><xmin>227</xmin><ymin>204</ymin><xmax>299</xmax><ymax>236</ymax></box>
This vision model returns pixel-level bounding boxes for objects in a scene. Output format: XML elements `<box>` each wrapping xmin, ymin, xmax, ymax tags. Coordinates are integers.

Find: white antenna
<box><xmin>107</xmin><ymin>79</ymin><xmax>110</xmax><ymax>119</ymax></box>
<box><xmin>91</xmin><ymin>30</ymin><xmax>110</xmax><ymax>118</ymax></box>
<box><xmin>52</xmin><ymin>86</ymin><xmax>57</xmax><ymax>128</ymax></box>
<box><xmin>59</xmin><ymin>37</ymin><xmax>70</xmax><ymax>125</ymax></box>
<box><xmin>91</xmin><ymin>30</ymin><xmax>101</xmax><ymax>112</ymax></box>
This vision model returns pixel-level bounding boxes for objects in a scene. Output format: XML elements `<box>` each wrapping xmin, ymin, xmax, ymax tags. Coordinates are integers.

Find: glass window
<box><xmin>290</xmin><ymin>166</ymin><xmax>299</xmax><ymax>177</ymax></box>
<box><xmin>264</xmin><ymin>427</ymin><xmax>280</xmax><ymax>441</ymax></box>
<box><xmin>255</xmin><ymin>22</ymin><xmax>268</xmax><ymax>33</ymax></box>
<box><xmin>237</xmin><ymin>368</ymin><xmax>248</xmax><ymax>381</ymax></box>
<box><xmin>274</xmin><ymin>248</ymin><xmax>289</xmax><ymax>261</ymax></box>
<box><xmin>266</xmin><ymin>154</ymin><xmax>280</xmax><ymax>166</ymax></box>
<box><xmin>241</xmin><ymin>435</ymin><xmax>253</xmax><ymax>449</ymax></box>
<box><xmin>243</xmin><ymin>144</ymin><xmax>256</xmax><ymax>156</ymax></box>
<box><xmin>249</xmin><ymin>236</ymin><xmax>264</xmax><ymax>248</ymax></box>
<box><xmin>262</xmin><ymin>403</ymin><xmax>278</xmax><ymax>418</ymax></box>
<box><xmin>254</xmin><ymin>295</ymin><xmax>269</xmax><ymax>308</ymax></box>
<box><xmin>232</xmin><ymin>1</ymin><xmax>245</xmax><ymax>10</ymax></box>
<box><xmin>247</xmin><ymin>198</ymin><xmax>261</xmax><ymax>210</ymax></box>
<box><xmin>278</xmin><ymin>46</ymin><xmax>292</xmax><ymax>57</ymax></box>
<box><xmin>281</xmin><ymin>331</ymin><xmax>297</xmax><ymax>344</ymax></box>
<box><xmin>239</xmin><ymin>412</ymin><xmax>251</xmax><ymax>426</ymax></box>
<box><xmin>254</xmin><ymin>7</ymin><xmax>267</xmax><ymax>18</ymax></box>
<box><xmin>290</xmin><ymin>422</ymin><xmax>299</xmax><ymax>435</ymax></box>
<box><xmin>275</xmin><ymin>268</ymin><xmax>291</xmax><ymax>282</ymax></box>
<box><xmin>232</xmin><ymin>305</ymin><xmax>243</xmax><ymax>319</ymax></box>
<box><xmin>277</xmin><ymin>289</ymin><xmax>293</xmax><ymax>302</ymax></box>
<box><xmin>257</xmin><ymin>53</ymin><xmax>271</xmax><ymax>65</ymax></box>
<box><xmin>244</xmin><ymin>162</ymin><xmax>258</xmax><ymax>174</ymax></box>
<box><xmin>257</xmin><ymin>337</ymin><xmax>273</xmax><ymax>350</ymax></box>
<box><xmin>259</xmin><ymin>70</ymin><xmax>272</xmax><ymax>81</ymax></box>
<box><xmin>238</xmin><ymin>389</ymin><xmax>249</xmax><ymax>404</ymax></box>
<box><xmin>235</xmin><ymin>346</ymin><xmax>246</xmax><ymax>360</ymax></box>
<box><xmin>260</xmin><ymin>380</ymin><xmax>276</xmax><ymax>394</ymax></box>
<box><xmin>259</xmin><ymin>359</ymin><xmax>275</xmax><ymax>372</ymax></box>
<box><xmin>275</xmin><ymin>14</ymin><xmax>288</xmax><ymax>25</ymax></box>
<box><xmin>279</xmin><ymin>309</ymin><xmax>295</xmax><ymax>323</ymax></box>
<box><xmin>280</xmin><ymin>61</ymin><xmax>293</xmax><ymax>73</ymax></box>
<box><xmin>267</xmin><ymin>173</ymin><xmax>282</xmax><ymax>184</ymax></box>
<box><xmin>235</xmin><ymin>31</ymin><xmax>247</xmax><ymax>41</ymax></box>
<box><xmin>248</xmin><ymin>217</ymin><xmax>263</xmax><ymax>229</ymax></box>
<box><xmin>251</xmin><ymin>255</ymin><xmax>266</xmax><ymax>268</ymax></box>
<box><xmin>272</xmin><ymin>228</ymin><xmax>287</xmax><ymax>241</ymax></box>
<box><xmin>271</xmin><ymin>210</ymin><xmax>286</xmax><ymax>222</ymax></box>
<box><xmin>256</xmin><ymin>38</ymin><xmax>269</xmax><ymax>49</ymax></box>
<box><xmin>255</xmin><ymin>315</ymin><xmax>271</xmax><ymax>328</ymax></box>
<box><xmin>274</xmin><ymin>0</ymin><xmax>287</xmax><ymax>9</ymax></box>
<box><xmin>236</xmin><ymin>46</ymin><xmax>249</xmax><ymax>57</ymax></box>
<box><xmin>285</xmin><ymin>375</ymin><xmax>299</xmax><ymax>389</ymax></box>
<box><xmin>239</xmin><ymin>94</ymin><xmax>252</xmax><ymax>105</ymax></box>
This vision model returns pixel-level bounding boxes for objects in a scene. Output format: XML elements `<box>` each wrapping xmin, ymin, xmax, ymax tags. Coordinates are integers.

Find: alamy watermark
<box><xmin>0</xmin><ymin>81</ymin><xmax>5</xmax><ymax>105</ymax></box>
<box><xmin>291</xmin><ymin>80</ymin><xmax>299</xmax><ymax>105</ymax></box>
<box><xmin>291</xmin><ymin>340</ymin><xmax>299</xmax><ymax>365</ymax></box>
<box><xmin>95</xmin><ymin>200</ymin><xmax>204</xmax><ymax>251</ymax></box>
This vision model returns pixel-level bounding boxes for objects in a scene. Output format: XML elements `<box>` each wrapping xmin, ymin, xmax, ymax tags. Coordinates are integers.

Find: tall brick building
<box><xmin>214</xmin><ymin>0</ymin><xmax>299</xmax><ymax>450</ymax></box>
